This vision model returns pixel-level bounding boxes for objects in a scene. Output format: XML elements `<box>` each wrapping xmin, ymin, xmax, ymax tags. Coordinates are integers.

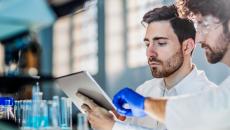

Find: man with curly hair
<box><xmin>113</xmin><ymin>0</ymin><xmax>230</xmax><ymax>130</ymax></box>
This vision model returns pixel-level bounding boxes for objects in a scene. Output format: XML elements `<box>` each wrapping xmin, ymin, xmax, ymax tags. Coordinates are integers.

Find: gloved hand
<box><xmin>112</xmin><ymin>87</ymin><xmax>146</xmax><ymax>117</ymax></box>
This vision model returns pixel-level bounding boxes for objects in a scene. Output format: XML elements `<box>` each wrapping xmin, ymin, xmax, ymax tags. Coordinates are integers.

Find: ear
<box><xmin>182</xmin><ymin>38</ymin><xmax>195</xmax><ymax>55</ymax></box>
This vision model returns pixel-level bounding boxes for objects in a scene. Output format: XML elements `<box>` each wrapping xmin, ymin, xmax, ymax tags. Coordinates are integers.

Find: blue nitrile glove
<box><xmin>112</xmin><ymin>87</ymin><xmax>146</xmax><ymax>117</ymax></box>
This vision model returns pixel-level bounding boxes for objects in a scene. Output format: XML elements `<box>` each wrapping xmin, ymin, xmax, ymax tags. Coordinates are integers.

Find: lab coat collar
<box><xmin>160</xmin><ymin>65</ymin><xmax>201</xmax><ymax>95</ymax></box>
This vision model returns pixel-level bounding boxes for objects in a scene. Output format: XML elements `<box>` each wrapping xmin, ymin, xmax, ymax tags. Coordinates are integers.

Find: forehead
<box><xmin>145</xmin><ymin>21</ymin><xmax>177</xmax><ymax>39</ymax></box>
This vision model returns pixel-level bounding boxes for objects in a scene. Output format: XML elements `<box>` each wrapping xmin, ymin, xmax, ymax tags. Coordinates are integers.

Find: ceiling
<box><xmin>0</xmin><ymin>0</ymin><xmax>89</xmax><ymax>41</ymax></box>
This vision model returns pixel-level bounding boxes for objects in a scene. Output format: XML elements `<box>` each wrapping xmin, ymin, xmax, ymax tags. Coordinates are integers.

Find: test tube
<box><xmin>53</xmin><ymin>96</ymin><xmax>61</xmax><ymax>126</ymax></box>
<box><xmin>60</xmin><ymin>97</ymin><xmax>72</xmax><ymax>129</ymax></box>
<box><xmin>32</xmin><ymin>91</ymin><xmax>43</xmax><ymax>129</ymax></box>
<box><xmin>39</xmin><ymin>100</ymin><xmax>49</xmax><ymax>128</ymax></box>
<box><xmin>77</xmin><ymin>113</ymin><xmax>89</xmax><ymax>130</ymax></box>
<box><xmin>47</xmin><ymin>100</ymin><xmax>60</xmax><ymax>129</ymax></box>
<box><xmin>21</xmin><ymin>100</ymin><xmax>32</xmax><ymax>129</ymax></box>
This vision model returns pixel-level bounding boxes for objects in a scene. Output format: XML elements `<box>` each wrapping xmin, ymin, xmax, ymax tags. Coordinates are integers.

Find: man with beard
<box><xmin>76</xmin><ymin>5</ymin><xmax>216</xmax><ymax>130</ymax></box>
<box><xmin>112</xmin><ymin>0</ymin><xmax>230</xmax><ymax>130</ymax></box>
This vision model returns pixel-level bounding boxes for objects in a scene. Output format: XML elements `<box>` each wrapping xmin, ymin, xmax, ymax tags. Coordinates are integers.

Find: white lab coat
<box><xmin>112</xmin><ymin>66</ymin><xmax>217</xmax><ymax>130</ymax></box>
<box><xmin>165</xmin><ymin>75</ymin><xmax>230</xmax><ymax>130</ymax></box>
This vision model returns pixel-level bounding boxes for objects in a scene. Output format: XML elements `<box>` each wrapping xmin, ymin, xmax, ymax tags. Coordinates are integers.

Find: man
<box><xmin>77</xmin><ymin>5</ymin><xmax>216</xmax><ymax>130</ymax></box>
<box><xmin>113</xmin><ymin>0</ymin><xmax>230</xmax><ymax>130</ymax></box>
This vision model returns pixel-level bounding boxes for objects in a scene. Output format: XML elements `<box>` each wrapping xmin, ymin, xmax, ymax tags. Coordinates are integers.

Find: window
<box><xmin>105</xmin><ymin>0</ymin><xmax>175</xmax><ymax>69</ymax></box>
<box><xmin>105</xmin><ymin>0</ymin><xmax>125</xmax><ymax>73</ymax></box>
<box><xmin>72</xmin><ymin>1</ymin><xmax>98</xmax><ymax>75</ymax></box>
<box><xmin>53</xmin><ymin>16</ymin><xmax>71</xmax><ymax>76</ymax></box>
<box><xmin>126</xmin><ymin>0</ymin><xmax>162</xmax><ymax>68</ymax></box>
<box><xmin>53</xmin><ymin>1</ymin><xmax>98</xmax><ymax>76</ymax></box>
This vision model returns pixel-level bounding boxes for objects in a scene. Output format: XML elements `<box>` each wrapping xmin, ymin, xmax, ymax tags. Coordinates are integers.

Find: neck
<box><xmin>223</xmin><ymin>20</ymin><xmax>230</xmax><ymax>67</ymax></box>
<box><xmin>222</xmin><ymin>45</ymin><xmax>230</xmax><ymax>67</ymax></box>
<box><xmin>163</xmin><ymin>59</ymin><xmax>193</xmax><ymax>90</ymax></box>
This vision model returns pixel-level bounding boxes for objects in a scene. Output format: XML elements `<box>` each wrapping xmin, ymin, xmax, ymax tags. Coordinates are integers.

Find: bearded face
<box><xmin>148</xmin><ymin>47</ymin><xmax>184</xmax><ymax>78</ymax></box>
<box><xmin>194</xmin><ymin>15</ymin><xmax>230</xmax><ymax>64</ymax></box>
<box><xmin>201</xmin><ymin>32</ymin><xmax>229</xmax><ymax>64</ymax></box>
<box><xmin>145</xmin><ymin>22</ymin><xmax>186</xmax><ymax>78</ymax></box>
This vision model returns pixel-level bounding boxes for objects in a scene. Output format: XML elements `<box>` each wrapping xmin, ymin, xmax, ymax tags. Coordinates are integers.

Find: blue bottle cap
<box><xmin>0</xmin><ymin>97</ymin><xmax>15</xmax><ymax>106</ymax></box>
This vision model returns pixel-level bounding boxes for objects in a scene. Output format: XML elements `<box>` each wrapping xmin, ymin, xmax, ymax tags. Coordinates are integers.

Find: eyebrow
<box><xmin>144</xmin><ymin>37</ymin><xmax>168</xmax><ymax>42</ymax></box>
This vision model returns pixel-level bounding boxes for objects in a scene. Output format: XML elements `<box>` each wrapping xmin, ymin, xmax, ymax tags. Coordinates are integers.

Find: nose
<box><xmin>146</xmin><ymin>43</ymin><xmax>158</xmax><ymax>57</ymax></box>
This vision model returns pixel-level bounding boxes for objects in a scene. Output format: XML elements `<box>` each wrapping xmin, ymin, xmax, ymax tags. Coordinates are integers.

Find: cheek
<box><xmin>158</xmin><ymin>51</ymin><xmax>173</xmax><ymax>64</ymax></box>
<box><xmin>146</xmin><ymin>48</ymin><xmax>149</xmax><ymax>57</ymax></box>
<box><xmin>206</xmin><ymin>28</ymin><xmax>224</xmax><ymax>46</ymax></box>
<box><xmin>161</xmin><ymin>46</ymin><xmax>178</xmax><ymax>58</ymax></box>
<box><xmin>206</xmin><ymin>32</ymin><xmax>220</xmax><ymax>47</ymax></box>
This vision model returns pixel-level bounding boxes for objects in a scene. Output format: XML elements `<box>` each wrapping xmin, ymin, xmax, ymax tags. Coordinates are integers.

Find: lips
<box><xmin>148</xmin><ymin>57</ymin><xmax>161</xmax><ymax>66</ymax></box>
<box><xmin>149</xmin><ymin>62</ymin><xmax>160</xmax><ymax>65</ymax></box>
<box><xmin>149</xmin><ymin>62</ymin><xmax>161</xmax><ymax>67</ymax></box>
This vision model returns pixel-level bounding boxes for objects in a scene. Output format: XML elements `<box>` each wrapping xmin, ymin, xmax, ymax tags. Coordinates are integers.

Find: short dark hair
<box><xmin>142</xmin><ymin>5</ymin><xmax>196</xmax><ymax>45</ymax></box>
<box><xmin>177</xmin><ymin>0</ymin><xmax>230</xmax><ymax>33</ymax></box>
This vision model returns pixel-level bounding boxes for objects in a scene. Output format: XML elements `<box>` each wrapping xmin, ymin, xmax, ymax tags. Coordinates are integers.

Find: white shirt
<box><xmin>112</xmin><ymin>66</ymin><xmax>217</xmax><ymax>130</ymax></box>
<box><xmin>165</xmin><ymin>75</ymin><xmax>230</xmax><ymax>130</ymax></box>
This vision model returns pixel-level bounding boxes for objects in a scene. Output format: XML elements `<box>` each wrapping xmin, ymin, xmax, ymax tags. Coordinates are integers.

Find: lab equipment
<box><xmin>0</xmin><ymin>97</ymin><xmax>15</xmax><ymax>120</ymax></box>
<box><xmin>77</xmin><ymin>113</ymin><xmax>89</xmax><ymax>130</ymax></box>
<box><xmin>60</xmin><ymin>97</ymin><xmax>72</xmax><ymax>129</ymax></box>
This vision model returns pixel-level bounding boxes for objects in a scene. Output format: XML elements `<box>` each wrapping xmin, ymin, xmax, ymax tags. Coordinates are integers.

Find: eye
<box><xmin>145</xmin><ymin>42</ymin><xmax>150</xmax><ymax>47</ymax></box>
<box><xmin>158</xmin><ymin>42</ymin><xmax>167</xmax><ymax>46</ymax></box>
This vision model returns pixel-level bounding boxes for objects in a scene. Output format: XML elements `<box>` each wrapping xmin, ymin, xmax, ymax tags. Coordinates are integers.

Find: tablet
<box><xmin>55</xmin><ymin>71</ymin><xmax>114</xmax><ymax>113</ymax></box>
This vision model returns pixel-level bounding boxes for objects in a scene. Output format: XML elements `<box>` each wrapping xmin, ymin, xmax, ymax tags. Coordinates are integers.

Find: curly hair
<box><xmin>176</xmin><ymin>0</ymin><xmax>230</xmax><ymax>20</ymax></box>
<box><xmin>176</xmin><ymin>0</ymin><xmax>230</xmax><ymax>35</ymax></box>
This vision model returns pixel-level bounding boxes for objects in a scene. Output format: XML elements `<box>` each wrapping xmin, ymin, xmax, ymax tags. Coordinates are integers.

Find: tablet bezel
<box><xmin>55</xmin><ymin>71</ymin><xmax>114</xmax><ymax>113</ymax></box>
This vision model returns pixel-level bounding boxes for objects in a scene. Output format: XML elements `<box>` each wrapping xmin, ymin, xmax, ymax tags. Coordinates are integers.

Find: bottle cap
<box><xmin>0</xmin><ymin>97</ymin><xmax>15</xmax><ymax>106</ymax></box>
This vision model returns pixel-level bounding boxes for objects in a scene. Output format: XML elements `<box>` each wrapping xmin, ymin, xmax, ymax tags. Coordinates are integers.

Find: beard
<box><xmin>148</xmin><ymin>48</ymin><xmax>184</xmax><ymax>78</ymax></box>
<box><xmin>202</xmin><ymin>33</ymin><xmax>229</xmax><ymax>64</ymax></box>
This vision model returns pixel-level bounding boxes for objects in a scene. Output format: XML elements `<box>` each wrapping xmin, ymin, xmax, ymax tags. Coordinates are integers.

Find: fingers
<box><xmin>113</xmin><ymin>93</ymin><xmax>124</xmax><ymax>109</ymax></box>
<box><xmin>76</xmin><ymin>92</ymin><xmax>98</xmax><ymax>109</ymax></box>
<box><xmin>113</xmin><ymin>89</ymin><xmax>132</xmax><ymax>116</ymax></box>
<box><xmin>116</xmin><ymin>108</ymin><xmax>132</xmax><ymax>116</ymax></box>
<box><xmin>113</xmin><ymin>96</ymin><xmax>128</xmax><ymax>114</ymax></box>
<box><xmin>86</xmin><ymin>110</ymin><xmax>99</xmax><ymax>127</ymax></box>
<box><xmin>111</xmin><ymin>109</ymin><xmax>118</xmax><ymax>117</ymax></box>
<box><xmin>111</xmin><ymin>109</ymin><xmax>126</xmax><ymax>121</ymax></box>
<box><xmin>81</xmin><ymin>104</ymin><xmax>96</xmax><ymax>126</ymax></box>
<box><xmin>112</xmin><ymin>87</ymin><xmax>131</xmax><ymax>109</ymax></box>
<box><xmin>81</xmin><ymin>104</ymin><xmax>92</xmax><ymax>113</ymax></box>
<box><xmin>83</xmin><ymin>105</ymin><xmax>115</xmax><ymax>130</ymax></box>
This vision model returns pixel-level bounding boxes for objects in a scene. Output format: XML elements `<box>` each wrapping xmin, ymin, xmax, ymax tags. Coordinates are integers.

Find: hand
<box><xmin>76</xmin><ymin>92</ymin><xmax>115</xmax><ymax>130</ymax></box>
<box><xmin>112</xmin><ymin>87</ymin><xmax>146</xmax><ymax>117</ymax></box>
<box><xmin>111</xmin><ymin>109</ymin><xmax>126</xmax><ymax>121</ymax></box>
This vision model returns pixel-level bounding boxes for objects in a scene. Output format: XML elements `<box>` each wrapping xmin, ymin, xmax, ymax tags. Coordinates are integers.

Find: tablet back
<box><xmin>55</xmin><ymin>71</ymin><xmax>114</xmax><ymax>113</ymax></box>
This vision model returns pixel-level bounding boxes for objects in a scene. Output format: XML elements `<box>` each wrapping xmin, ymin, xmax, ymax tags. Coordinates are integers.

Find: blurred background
<box><xmin>51</xmin><ymin>0</ymin><xmax>229</xmax><ymax>96</ymax></box>
<box><xmin>0</xmin><ymin>0</ymin><xmax>229</xmax><ymax>128</ymax></box>
<box><xmin>1</xmin><ymin>0</ymin><xmax>230</xmax><ymax>97</ymax></box>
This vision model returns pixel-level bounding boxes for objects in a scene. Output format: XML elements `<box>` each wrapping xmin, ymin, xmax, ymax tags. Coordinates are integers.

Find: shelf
<box><xmin>0</xmin><ymin>75</ymin><xmax>54</xmax><ymax>93</ymax></box>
